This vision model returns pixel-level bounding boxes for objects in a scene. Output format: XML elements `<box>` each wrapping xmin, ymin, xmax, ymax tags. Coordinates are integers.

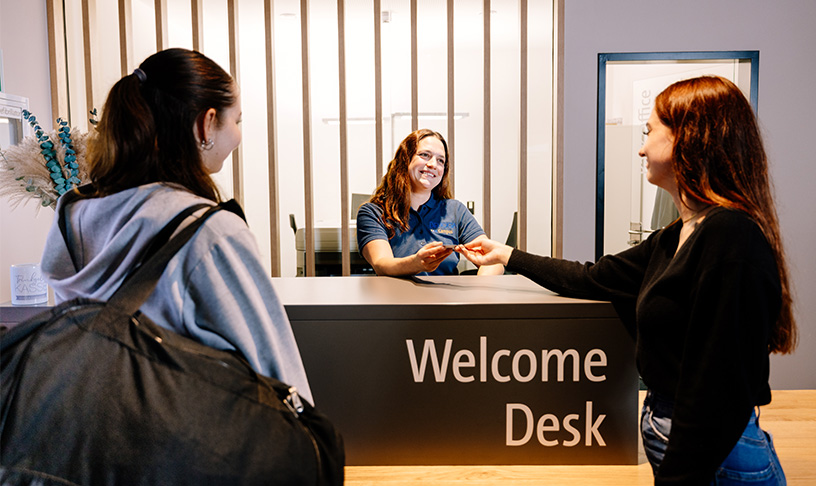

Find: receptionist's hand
<box><xmin>415</xmin><ymin>241</ymin><xmax>455</xmax><ymax>273</ymax></box>
<box><xmin>457</xmin><ymin>238</ymin><xmax>513</xmax><ymax>267</ymax></box>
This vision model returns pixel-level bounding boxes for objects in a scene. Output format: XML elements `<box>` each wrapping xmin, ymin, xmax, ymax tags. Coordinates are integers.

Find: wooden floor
<box><xmin>345</xmin><ymin>390</ymin><xmax>816</xmax><ymax>485</ymax></box>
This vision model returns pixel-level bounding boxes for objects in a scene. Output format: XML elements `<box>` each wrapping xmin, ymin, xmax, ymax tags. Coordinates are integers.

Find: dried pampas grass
<box><xmin>0</xmin><ymin>128</ymin><xmax>90</xmax><ymax>211</ymax></box>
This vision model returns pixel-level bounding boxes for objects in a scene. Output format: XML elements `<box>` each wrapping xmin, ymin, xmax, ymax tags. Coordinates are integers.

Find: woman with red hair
<box><xmin>459</xmin><ymin>76</ymin><xmax>794</xmax><ymax>485</ymax></box>
<box><xmin>357</xmin><ymin>129</ymin><xmax>503</xmax><ymax>276</ymax></box>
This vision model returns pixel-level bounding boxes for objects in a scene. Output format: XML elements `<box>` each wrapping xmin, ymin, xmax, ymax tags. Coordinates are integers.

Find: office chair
<box><xmin>289</xmin><ymin>214</ymin><xmax>297</xmax><ymax>235</ymax></box>
<box><xmin>351</xmin><ymin>193</ymin><xmax>370</xmax><ymax>220</ymax></box>
<box><xmin>460</xmin><ymin>212</ymin><xmax>517</xmax><ymax>275</ymax></box>
<box><xmin>504</xmin><ymin>212</ymin><xmax>518</xmax><ymax>248</ymax></box>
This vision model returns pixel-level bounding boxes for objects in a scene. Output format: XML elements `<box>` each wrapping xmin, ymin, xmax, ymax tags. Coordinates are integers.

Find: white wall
<box><xmin>2</xmin><ymin>0</ymin><xmax>814</xmax><ymax>390</ymax></box>
<box><xmin>0</xmin><ymin>1</ymin><xmax>551</xmax><ymax>287</ymax></box>
<box><xmin>0</xmin><ymin>0</ymin><xmax>54</xmax><ymax>303</ymax></box>
<box><xmin>562</xmin><ymin>0</ymin><xmax>816</xmax><ymax>389</ymax></box>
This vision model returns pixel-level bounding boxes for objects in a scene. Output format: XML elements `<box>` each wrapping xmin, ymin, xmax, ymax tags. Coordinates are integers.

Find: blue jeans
<box><xmin>641</xmin><ymin>390</ymin><xmax>786</xmax><ymax>485</ymax></box>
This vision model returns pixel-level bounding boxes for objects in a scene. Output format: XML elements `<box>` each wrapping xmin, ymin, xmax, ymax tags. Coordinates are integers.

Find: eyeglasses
<box><xmin>416</xmin><ymin>151</ymin><xmax>446</xmax><ymax>167</ymax></box>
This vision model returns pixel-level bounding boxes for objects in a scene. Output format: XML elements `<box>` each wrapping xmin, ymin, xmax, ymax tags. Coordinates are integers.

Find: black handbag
<box><xmin>1</xmin><ymin>196</ymin><xmax>344</xmax><ymax>485</ymax></box>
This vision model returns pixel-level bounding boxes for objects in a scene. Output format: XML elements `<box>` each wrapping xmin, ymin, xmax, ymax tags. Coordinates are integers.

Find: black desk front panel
<box><xmin>274</xmin><ymin>276</ymin><xmax>638</xmax><ymax>466</ymax></box>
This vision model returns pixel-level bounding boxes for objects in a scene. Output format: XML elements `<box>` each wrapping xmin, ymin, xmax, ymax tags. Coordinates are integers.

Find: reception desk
<box><xmin>1</xmin><ymin>275</ymin><xmax>638</xmax><ymax>466</ymax></box>
<box><xmin>271</xmin><ymin>275</ymin><xmax>639</xmax><ymax>466</ymax></box>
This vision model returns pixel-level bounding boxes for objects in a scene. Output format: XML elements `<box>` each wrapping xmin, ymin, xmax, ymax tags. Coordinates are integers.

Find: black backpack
<box><xmin>1</xmin><ymin>192</ymin><xmax>344</xmax><ymax>485</ymax></box>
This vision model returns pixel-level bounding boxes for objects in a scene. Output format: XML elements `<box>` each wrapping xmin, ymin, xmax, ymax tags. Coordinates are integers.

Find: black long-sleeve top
<box><xmin>507</xmin><ymin>207</ymin><xmax>780</xmax><ymax>485</ymax></box>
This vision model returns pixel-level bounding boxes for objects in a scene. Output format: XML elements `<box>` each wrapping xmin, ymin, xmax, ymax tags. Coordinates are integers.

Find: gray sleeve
<box><xmin>178</xmin><ymin>225</ymin><xmax>314</xmax><ymax>405</ymax></box>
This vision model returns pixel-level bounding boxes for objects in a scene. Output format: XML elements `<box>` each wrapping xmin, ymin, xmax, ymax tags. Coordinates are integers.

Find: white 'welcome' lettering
<box><xmin>406</xmin><ymin>337</ymin><xmax>607</xmax><ymax>384</ymax></box>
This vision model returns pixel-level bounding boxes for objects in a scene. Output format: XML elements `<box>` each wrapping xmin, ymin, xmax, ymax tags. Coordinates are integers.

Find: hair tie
<box><xmin>133</xmin><ymin>68</ymin><xmax>147</xmax><ymax>83</ymax></box>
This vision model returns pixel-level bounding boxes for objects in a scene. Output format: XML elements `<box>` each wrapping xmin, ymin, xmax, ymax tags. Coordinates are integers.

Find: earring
<box><xmin>200</xmin><ymin>138</ymin><xmax>214</xmax><ymax>151</ymax></box>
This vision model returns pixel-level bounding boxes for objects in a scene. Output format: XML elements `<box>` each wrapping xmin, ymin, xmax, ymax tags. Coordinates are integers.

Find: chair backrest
<box><xmin>289</xmin><ymin>214</ymin><xmax>298</xmax><ymax>235</ymax></box>
<box><xmin>351</xmin><ymin>193</ymin><xmax>370</xmax><ymax>220</ymax></box>
<box><xmin>505</xmin><ymin>212</ymin><xmax>518</xmax><ymax>248</ymax></box>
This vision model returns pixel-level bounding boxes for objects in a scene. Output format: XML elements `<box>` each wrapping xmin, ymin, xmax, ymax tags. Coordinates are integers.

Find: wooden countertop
<box><xmin>270</xmin><ymin>274</ymin><xmax>618</xmax><ymax>320</ymax></box>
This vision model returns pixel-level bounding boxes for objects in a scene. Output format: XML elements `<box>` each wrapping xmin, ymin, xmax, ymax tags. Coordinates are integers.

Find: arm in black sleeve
<box><xmin>506</xmin><ymin>233</ymin><xmax>658</xmax><ymax>302</ymax></box>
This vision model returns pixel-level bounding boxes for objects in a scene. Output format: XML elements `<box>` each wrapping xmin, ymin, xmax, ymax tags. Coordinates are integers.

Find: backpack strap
<box><xmin>136</xmin><ymin>198</ymin><xmax>245</xmax><ymax>265</ymax></box>
<box><xmin>100</xmin><ymin>201</ymin><xmax>230</xmax><ymax>320</ymax></box>
<box><xmin>119</xmin><ymin>200</ymin><xmax>245</xmax><ymax>287</ymax></box>
<box><xmin>119</xmin><ymin>202</ymin><xmax>212</xmax><ymax>286</ymax></box>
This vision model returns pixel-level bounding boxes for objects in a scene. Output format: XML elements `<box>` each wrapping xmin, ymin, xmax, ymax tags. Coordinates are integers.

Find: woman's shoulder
<box><xmin>357</xmin><ymin>201</ymin><xmax>384</xmax><ymax>218</ymax></box>
<box><xmin>82</xmin><ymin>182</ymin><xmax>206</xmax><ymax>212</ymax></box>
<box><xmin>701</xmin><ymin>207</ymin><xmax>764</xmax><ymax>239</ymax></box>
<box><xmin>113</xmin><ymin>183</ymin><xmax>248</xmax><ymax>239</ymax></box>
<box><xmin>436</xmin><ymin>197</ymin><xmax>470</xmax><ymax>212</ymax></box>
<box><xmin>695</xmin><ymin>207</ymin><xmax>774</xmax><ymax>262</ymax></box>
<box><xmin>438</xmin><ymin>197</ymin><xmax>465</xmax><ymax>206</ymax></box>
<box><xmin>144</xmin><ymin>187</ymin><xmax>258</xmax><ymax>266</ymax></box>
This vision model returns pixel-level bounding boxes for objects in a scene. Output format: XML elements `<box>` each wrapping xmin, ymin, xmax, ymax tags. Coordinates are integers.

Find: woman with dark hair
<box><xmin>40</xmin><ymin>48</ymin><xmax>313</xmax><ymax>404</ymax></box>
<box><xmin>356</xmin><ymin>129</ymin><xmax>503</xmax><ymax>276</ymax></box>
<box><xmin>459</xmin><ymin>76</ymin><xmax>794</xmax><ymax>484</ymax></box>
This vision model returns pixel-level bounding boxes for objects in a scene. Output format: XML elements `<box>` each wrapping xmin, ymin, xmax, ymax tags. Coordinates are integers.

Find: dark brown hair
<box><xmin>369</xmin><ymin>129</ymin><xmax>452</xmax><ymax>237</ymax></box>
<box><xmin>655</xmin><ymin>75</ymin><xmax>796</xmax><ymax>354</ymax></box>
<box><xmin>87</xmin><ymin>48</ymin><xmax>236</xmax><ymax>201</ymax></box>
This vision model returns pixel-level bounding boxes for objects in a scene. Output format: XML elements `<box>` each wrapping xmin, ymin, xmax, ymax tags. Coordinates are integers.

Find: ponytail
<box><xmin>87</xmin><ymin>48</ymin><xmax>234</xmax><ymax>201</ymax></box>
<box><xmin>87</xmin><ymin>72</ymin><xmax>159</xmax><ymax>196</ymax></box>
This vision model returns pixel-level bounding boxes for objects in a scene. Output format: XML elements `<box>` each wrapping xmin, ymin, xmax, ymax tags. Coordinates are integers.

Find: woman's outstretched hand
<box><xmin>415</xmin><ymin>241</ymin><xmax>455</xmax><ymax>273</ymax></box>
<box><xmin>456</xmin><ymin>238</ymin><xmax>513</xmax><ymax>267</ymax></box>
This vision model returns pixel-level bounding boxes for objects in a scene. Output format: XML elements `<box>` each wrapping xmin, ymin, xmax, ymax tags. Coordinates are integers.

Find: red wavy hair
<box><xmin>655</xmin><ymin>75</ymin><xmax>796</xmax><ymax>354</ymax></box>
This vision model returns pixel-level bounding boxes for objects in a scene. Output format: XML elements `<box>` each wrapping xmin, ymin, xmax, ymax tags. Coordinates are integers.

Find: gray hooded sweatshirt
<box><xmin>40</xmin><ymin>182</ymin><xmax>313</xmax><ymax>404</ymax></box>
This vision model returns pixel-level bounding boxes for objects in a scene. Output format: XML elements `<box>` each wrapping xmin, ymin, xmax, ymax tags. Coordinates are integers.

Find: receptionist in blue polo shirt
<box><xmin>356</xmin><ymin>129</ymin><xmax>504</xmax><ymax>276</ymax></box>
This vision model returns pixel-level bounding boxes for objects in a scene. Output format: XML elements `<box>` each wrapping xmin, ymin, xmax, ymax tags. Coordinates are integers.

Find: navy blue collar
<box><xmin>413</xmin><ymin>192</ymin><xmax>439</xmax><ymax>214</ymax></box>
